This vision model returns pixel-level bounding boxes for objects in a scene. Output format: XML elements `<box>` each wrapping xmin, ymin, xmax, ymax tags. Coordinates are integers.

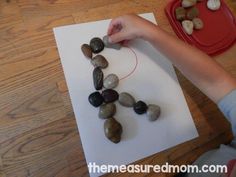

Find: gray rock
<box><xmin>207</xmin><ymin>0</ymin><xmax>221</xmax><ymax>11</ymax></box>
<box><xmin>193</xmin><ymin>18</ymin><xmax>204</xmax><ymax>30</ymax></box>
<box><xmin>91</xmin><ymin>55</ymin><xmax>108</xmax><ymax>69</ymax></box>
<box><xmin>103</xmin><ymin>74</ymin><xmax>119</xmax><ymax>89</ymax></box>
<box><xmin>103</xmin><ymin>35</ymin><xmax>122</xmax><ymax>50</ymax></box>
<box><xmin>99</xmin><ymin>103</ymin><xmax>116</xmax><ymax>119</ymax></box>
<box><xmin>146</xmin><ymin>104</ymin><xmax>161</xmax><ymax>121</ymax></box>
<box><xmin>118</xmin><ymin>92</ymin><xmax>135</xmax><ymax>107</ymax></box>
<box><xmin>182</xmin><ymin>0</ymin><xmax>197</xmax><ymax>8</ymax></box>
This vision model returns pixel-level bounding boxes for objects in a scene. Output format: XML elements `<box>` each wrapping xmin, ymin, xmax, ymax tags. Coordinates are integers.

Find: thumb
<box><xmin>109</xmin><ymin>32</ymin><xmax>126</xmax><ymax>44</ymax></box>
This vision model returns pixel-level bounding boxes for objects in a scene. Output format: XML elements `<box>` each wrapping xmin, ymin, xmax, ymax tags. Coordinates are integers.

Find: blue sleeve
<box><xmin>218</xmin><ymin>89</ymin><xmax>236</xmax><ymax>138</ymax></box>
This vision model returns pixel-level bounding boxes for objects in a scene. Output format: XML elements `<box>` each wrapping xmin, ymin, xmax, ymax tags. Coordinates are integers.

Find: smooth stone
<box><xmin>207</xmin><ymin>0</ymin><xmax>221</xmax><ymax>11</ymax></box>
<box><xmin>175</xmin><ymin>7</ymin><xmax>186</xmax><ymax>21</ymax></box>
<box><xmin>187</xmin><ymin>7</ymin><xmax>199</xmax><ymax>20</ymax></box>
<box><xmin>91</xmin><ymin>55</ymin><xmax>108</xmax><ymax>69</ymax></box>
<box><xmin>103</xmin><ymin>74</ymin><xmax>119</xmax><ymax>89</ymax></box>
<box><xmin>103</xmin><ymin>35</ymin><xmax>122</xmax><ymax>50</ymax></box>
<box><xmin>118</xmin><ymin>92</ymin><xmax>135</xmax><ymax>107</ymax></box>
<box><xmin>146</xmin><ymin>104</ymin><xmax>161</xmax><ymax>121</ymax></box>
<box><xmin>193</xmin><ymin>18</ymin><xmax>204</xmax><ymax>30</ymax></box>
<box><xmin>99</xmin><ymin>103</ymin><xmax>116</xmax><ymax>119</ymax></box>
<box><xmin>133</xmin><ymin>101</ymin><xmax>148</xmax><ymax>115</ymax></box>
<box><xmin>182</xmin><ymin>20</ymin><xmax>194</xmax><ymax>35</ymax></box>
<box><xmin>93</xmin><ymin>67</ymin><xmax>103</xmax><ymax>90</ymax></box>
<box><xmin>81</xmin><ymin>44</ymin><xmax>92</xmax><ymax>59</ymax></box>
<box><xmin>88</xmin><ymin>92</ymin><xmax>103</xmax><ymax>107</ymax></box>
<box><xmin>89</xmin><ymin>37</ymin><xmax>104</xmax><ymax>53</ymax></box>
<box><xmin>104</xmin><ymin>117</ymin><xmax>122</xmax><ymax>143</ymax></box>
<box><xmin>182</xmin><ymin>0</ymin><xmax>197</xmax><ymax>8</ymax></box>
<box><xmin>102</xmin><ymin>89</ymin><xmax>119</xmax><ymax>103</ymax></box>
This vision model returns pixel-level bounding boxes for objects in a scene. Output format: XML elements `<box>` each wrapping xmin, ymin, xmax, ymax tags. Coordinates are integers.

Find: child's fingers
<box><xmin>109</xmin><ymin>32</ymin><xmax>126</xmax><ymax>43</ymax></box>
<box><xmin>107</xmin><ymin>17</ymin><xmax>123</xmax><ymax>35</ymax></box>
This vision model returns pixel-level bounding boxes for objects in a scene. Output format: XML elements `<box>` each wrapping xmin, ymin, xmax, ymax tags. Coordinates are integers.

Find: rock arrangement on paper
<box><xmin>81</xmin><ymin>36</ymin><xmax>161</xmax><ymax>144</ymax></box>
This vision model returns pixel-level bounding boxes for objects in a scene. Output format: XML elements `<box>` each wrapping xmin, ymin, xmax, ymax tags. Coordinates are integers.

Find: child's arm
<box><xmin>108</xmin><ymin>14</ymin><xmax>236</xmax><ymax>103</ymax></box>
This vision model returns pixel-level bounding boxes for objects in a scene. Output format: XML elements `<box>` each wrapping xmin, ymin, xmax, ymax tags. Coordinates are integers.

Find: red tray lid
<box><xmin>165</xmin><ymin>0</ymin><xmax>236</xmax><ymax>56</ymax></box>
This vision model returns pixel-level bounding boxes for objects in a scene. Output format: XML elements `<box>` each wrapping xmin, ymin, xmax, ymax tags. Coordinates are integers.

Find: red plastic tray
<box><xmin>165</xmin><ymin>0</ymin><xmax>236</xmax><ymax>56</ymax></box>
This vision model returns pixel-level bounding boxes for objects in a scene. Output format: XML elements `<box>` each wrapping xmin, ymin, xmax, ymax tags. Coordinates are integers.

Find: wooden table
<box><xmin>0</xmin><ymin>0</ymin><xmax>235</xmax><ymax>177</ymax></box>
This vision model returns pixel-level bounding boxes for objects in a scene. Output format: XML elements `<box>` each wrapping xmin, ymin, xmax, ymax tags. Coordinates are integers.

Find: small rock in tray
<box><xmin>187</xmin><ymin>6</ymin><xmax>199</xmax><ymax>20</ymax></box>
<box><xmin>207</xmin><ymin>0</ymin><xmax>221</xmax><ymax>11</ymax></box>
<box><xmin>182</xmin><ymin>20</ymin><xmax>194</xmax><ymax>35</ymax></box>
<box><xmin>182</xmin><ymin>0</ymin><xmax>197</xmax><ymax>8</ymax></box>
<box><xmin>175</xmin><ymin>7</ymin><xmax>186</xmax><ymax>21</ymax></box>
<box><xmin>192</xmin><ymin>18</ymin><xmax>204</xmax><ymax>30</ymax></box>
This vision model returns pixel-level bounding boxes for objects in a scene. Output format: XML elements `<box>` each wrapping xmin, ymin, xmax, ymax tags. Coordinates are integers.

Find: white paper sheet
<box><xmin>53</xmin><ymin>13</ymin><xmax>198</xmax><ymax>177</ymax></box>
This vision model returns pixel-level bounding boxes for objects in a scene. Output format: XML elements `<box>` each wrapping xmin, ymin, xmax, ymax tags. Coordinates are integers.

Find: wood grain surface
<box><xmin>0</xmin><ymin>0</ymin><xmax>236</xmax><ymax>177</ymax></box>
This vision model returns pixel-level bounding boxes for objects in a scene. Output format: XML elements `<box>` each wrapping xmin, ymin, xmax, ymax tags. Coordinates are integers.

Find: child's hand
<box><xmin>107</xmin><ymin>14</ymin><xmax>157</xmax><ymax>43</ymax></box>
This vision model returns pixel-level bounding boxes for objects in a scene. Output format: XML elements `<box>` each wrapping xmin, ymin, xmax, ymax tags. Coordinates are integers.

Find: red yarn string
<box><xmin>119</xmin><ymin>46</ymin><xmax>138</xmax><ymax>81</ymax></box>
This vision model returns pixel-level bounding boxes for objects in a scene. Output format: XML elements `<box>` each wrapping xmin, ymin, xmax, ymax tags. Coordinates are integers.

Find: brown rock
<box><xmin>81</xmin><ymin>44</ymin><xmax>92</xmax><ymax>59</ymax></box>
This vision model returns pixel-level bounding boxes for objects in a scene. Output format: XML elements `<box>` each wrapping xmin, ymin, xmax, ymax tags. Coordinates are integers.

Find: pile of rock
<box><xmin>175</xmin><ymin>0</ymin><xmax>221</xmax><ymax>35</ymax></box>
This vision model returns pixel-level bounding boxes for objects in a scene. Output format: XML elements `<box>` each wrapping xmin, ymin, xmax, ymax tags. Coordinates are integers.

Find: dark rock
<box><xmin>102</xmin><ymin>89</ymin><xmax>119</xmax><ymax>103</ymax></box>
<box><xmin>93</xmin><ymin>67</ymin><xmax>103</xmax><ymax>90</ymax></box>
<box><xmin>88</xmin><ymin>92</ymin><xmax>103</xmax><ymax>107</ymax></box>
<box><xmin>133</xmin><ymin>101</ymin><xmax>147</xmax><ymax>114</ymax></box>
<box><xmin>104</xmin><ymin>117</ymin><xmax>122</xmax><ymax>143</ymax></box>
<box><xmin>90</xmin><ymin>37</ymin><xmax>104</xmax><ymax>53</ymax></box>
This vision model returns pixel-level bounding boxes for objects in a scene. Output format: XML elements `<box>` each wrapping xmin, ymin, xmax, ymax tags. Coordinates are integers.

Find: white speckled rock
<box><xmin>207</xmin><ymin>0</ymin><xmax>221</xmax><ymax>11</ymax></box>
<box><xmin>193</xmin><ymin>18</ymin><xmax>204</xmax><ymax>30</ymax></box>
<box><xmin>118</xmin><ymin>92</ymin><xmax>135</xmax><ymax>107</ymax></box>
<box><xmin>146</xmin><ymin>104</ymin><xmax>161</xmax><ymax>121</ymax></box>
<box><xmin>182</xmin><ymin>0</ymin><xmax>197</xmax><ymax>8</ymax></box>
<box><xmin>182</xmin><ymin>20</ymin><xmax>194</xmax><ymax>35</ymax></box>
<box><xmin>103</xmin><ymin>74</ymin><xmax>119</xmax><ymax>89</ymax></box>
